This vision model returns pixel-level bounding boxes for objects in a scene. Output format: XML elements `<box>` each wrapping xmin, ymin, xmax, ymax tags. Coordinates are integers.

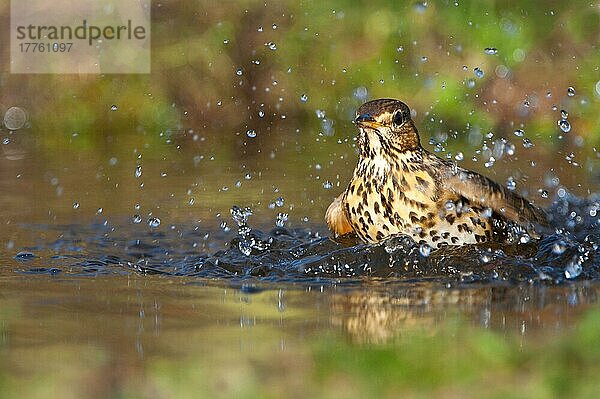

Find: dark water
<box><xmin>12</xmin><ymin>190</ymin><xmax>600</xmax><ymax>286</ymax></box>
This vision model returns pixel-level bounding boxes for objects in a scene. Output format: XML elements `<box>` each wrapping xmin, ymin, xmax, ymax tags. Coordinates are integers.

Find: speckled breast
<box><xmin>343</xmin><ymin>158</ymin><xmax>495</xmax><ymax>247</ymax></box>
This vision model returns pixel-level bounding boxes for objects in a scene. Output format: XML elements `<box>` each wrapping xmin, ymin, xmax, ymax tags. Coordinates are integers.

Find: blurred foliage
<box><xmin>0</xmin><ymin>0</ymin><xmax>598</xmax><ymax>154</ymax></box>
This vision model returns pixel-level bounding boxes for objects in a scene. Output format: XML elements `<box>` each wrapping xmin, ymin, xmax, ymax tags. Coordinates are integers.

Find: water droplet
<box><xmin>246</xmin><ymin>129</ymin><xmax>257</xmax><ymax>138</ymax></box>
<box><xmin>522</xmin><ymin>138</ymin><xmax>534</xmax><ymax>148</ymax></box>
<box><xmin>315</xmin><ymin>109</ymin><xmax>326</xmax><ymax>119</ymax></box>
<box><xmin>513</xmin><ymin>129</ymin><xmax>524</xmax><ymax>137</ymax></box>
<box><xmin>519</xmin><ymin>234</ymin><xmax>531</xmax><ymax>244</ymax></box>
<box><xmin>567</xmin><ymin>86</ymin><xmax>576</xmax><ymax>97</ymax></box>
<box><xmin>495</xmin><ymin>64</ymin><xmax>509</xmax><ymax>79</ymax></box>
<box><xmin>454</xmin><ymin>152</ymin><xmax>464</xmax><ymax>161</ymax></box>
<box><xmin>558</xmin><ymin>119</ymin><xmax>571</xmax><ymax>133</ymax></box>
<box><xmin>421</xmin><ymin>56</ymin><xmax>428</xmax><ymax>62</ymax></box>
<box><xmin>414</xmin><ymin>2</ymin><xmax>428</xmax><ymax>12</ymax></box>
<box><xmin>505</xmin><ymin>143</ymin><xmax>516</xmax><ymax>156</ymax></box>
<box><xmin>220</xmin><ymin>221</ymin><xmax>230</xmax><ymax>232</ymax></box>
<box><xmin>3</xmin><ymin>107</ymin><xmax>27</xmax><ymax>130</ymax></box>
<box><xmin>15</xmin><ymin>251</ymin><xmax>36</xmax><ymax>261</ymax></box>
<box><xmin>275</xmin><ymin>212</ymin><xmax>288</xmax><ymax>227</ymax></box>
<box><xmin>323</xmin><ymin>181</ymin><xmax>333</xmax><ymax>189</ymax></box>
<box><xmin>244</xmin><ymin>173</ymin><xmax>252</xmax><ymax>180</ymax></box>
<box><xmin>419</xmin><ymin>244</ymin><xmax>431</xmax><ymax>257</ymax></box>
<box><xmin>231</xmin><ymin>205</ymin><xmax>253</xmax><ymax>227</ymax></box>
<box><xmin>396</xmin><ymin>46</ymin><xmax>404</xmax><ymax>52</ymax></box>
<box><xmin>132</xmin><ymin>214</ymin><xmax>142</xmax><ymax>224</ymax></box>
<box><xmin>72</xmin><ymin>202</ymin><xmax>80</xmax><ymax>209</ymax></box>
<box><xmin>564</xmin><ymin>257</ymin><xmax>582</xmax><ymax>279</ymax></box>
<box><xmin>474</xmin><ymin>67</ymin><xmax>484</xmax><ymax>78</ymax></box>
<box><xmin>353</xmin><ymin>86</ymin><xmax>368</xmax><ymax>101</ymax></box>
<box><xmin>466</xmin><ymin>78</ymin><xmax>475</xmax><ymax>89</ymax></box>
<box><xmin>2</xmin><ymin>138</ymin><xmax>9</xmax><ymax>145</ymax></box>
<box><xmin>223</xmin><ymin>39</ymin><xmax>230</xmax><ymax>44</ymax></box>
<box><xmin>560</xmin><ymin>109</ymin><xmax>569</xmax><ymax>119</ymax></box>
<box><xmin>110</xmin><ymin>105</ymin><xmax>118</xmax><ymax>111</ymax></box>
<box><xmin>238</xmin><ymin>241</ymin><xmax>252</xmax><ymax>256</ymax></box>
<box><xmin>506</xmin><ymin>176</ymin><xmax>516</xmax><ymax>190</ymax></box>
<box><xmin>135</xmin><ymin>165</ymin><xmax>142</xmax><ymax>178</ymax></box>
<box><xmin>275</xmin><ymin>197</ymin><xmax>284</xmax><ymax>207</ymax></box>
<box><xmin>266</xmin><ymin>41</ymin><xmax>277</xmax><ymax>50</ymax></box>
<box><xmin>321</xmin><ymin>118</ymin><xmax>334</xmax><ymax>136</ymax></box>
<box><xmin>258</xmin><ymin>110</ymin><xmax>265</xmax><ymax>118</ymax></box>
<box><xmin>552</xmin><ymin>241</ymin><xmax>567</xmax><ymax>254</ymax></box>
<box><xmin>97</xmin><ymin>207</ymin><xmax>103</xmax><ymax>214</ymax></box>
<box><xmin>147</xmin><ymin>217</ymin><xmax>161</xmax><ymax>228</ymax></box>
<box><xmin>484</xmin><ymin>47</ymin><xmax>498</xmax><ymax>55</ymax></box>
<box><xmin>236</xmin><ymin>68</ymin><xmax>243</xmax><ymax>76</ymax></box>
<box><xmin>300</xmin><ymin>94</ymin><xmax>308</xmax><ymax>103</ymax></box>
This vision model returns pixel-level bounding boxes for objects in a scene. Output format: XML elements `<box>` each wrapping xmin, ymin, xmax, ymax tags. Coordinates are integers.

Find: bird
<box><xmin>326</xmin><ymin>98</ymin><xmax>548</xmax><ymax>248</ymax></box>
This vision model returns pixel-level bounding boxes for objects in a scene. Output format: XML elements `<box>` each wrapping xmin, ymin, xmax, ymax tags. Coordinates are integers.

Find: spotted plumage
<box><xmin>326</xmin><ymin>98</ymin><xmax>548</xmax><ymax>248</ymax></box>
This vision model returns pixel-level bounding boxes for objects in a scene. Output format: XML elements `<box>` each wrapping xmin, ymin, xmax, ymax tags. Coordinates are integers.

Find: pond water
<box><xmin>2</xmin><ymin>0</ymin><xmax>600</xmax><ymax>397</ymax></box>
<box><xmin>2</xmin><ymin>123</ymin><xmax>600</xmax><ymax>397</ymax></box>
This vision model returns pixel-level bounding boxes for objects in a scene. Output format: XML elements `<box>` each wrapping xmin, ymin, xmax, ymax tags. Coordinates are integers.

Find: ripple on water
<box><xmin>11</xmin><ymin>192</ymin><xmax>600</xmax><ymax>285</ymax></box>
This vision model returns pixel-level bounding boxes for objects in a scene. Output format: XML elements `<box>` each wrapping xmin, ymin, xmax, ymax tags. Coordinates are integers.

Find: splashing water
<box><xmin>13</xmin><ymin>191</ymin><xmax>600</xmax><ymax>284</ymax></box>
<box><xmin>230</xmin><ymin>205</ymin><xmax>272</xmax><ymax>257</ymax></box>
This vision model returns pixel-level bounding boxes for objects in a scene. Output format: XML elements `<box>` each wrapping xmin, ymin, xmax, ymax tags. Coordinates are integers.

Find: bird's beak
<box><xmin>354</xmin><ymin>113</ymin><xmax>383</xmax><ymax>129</ymax></box>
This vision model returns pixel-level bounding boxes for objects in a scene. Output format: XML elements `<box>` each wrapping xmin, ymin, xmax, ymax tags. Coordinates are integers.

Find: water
<box><xmin>5</xmin><ymin>188</ymin><xmax>599</xmax><ymax>286</ymax></box>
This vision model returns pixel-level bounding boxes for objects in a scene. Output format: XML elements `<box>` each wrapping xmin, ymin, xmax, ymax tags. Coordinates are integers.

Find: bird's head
<box><xmin>354</xmin><ymin>99</ymin><xmax>420</xmax><ymax>156</ymax></box>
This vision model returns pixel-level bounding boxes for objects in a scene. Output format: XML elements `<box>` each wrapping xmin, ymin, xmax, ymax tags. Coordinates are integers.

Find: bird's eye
<box><xmin>392</xmin><ymin>111</ymin><xmax>404</xmax><ymax>126</ymax></box>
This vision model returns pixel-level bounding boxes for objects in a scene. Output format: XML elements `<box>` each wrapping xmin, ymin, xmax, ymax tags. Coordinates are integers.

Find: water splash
<box><xmin>230</xmin><ymin>205</ymin><xmax>272</xmax><ymax>257</ymax></box>
<box><xmin>12</xmin><ymin>191</ymin><xmax>600</xmax><ymax>284</ymax></box>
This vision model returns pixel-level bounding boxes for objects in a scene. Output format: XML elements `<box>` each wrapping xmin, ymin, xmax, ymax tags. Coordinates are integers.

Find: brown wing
<box><xmin>442</xmin><ymin>166</ymin><xmax>548</xmax><ymax>227</ymax></box>
<box><xmin>326</xmin><ymin>193</ymin><xmax>354</xmax><ymax>237</ymax></box>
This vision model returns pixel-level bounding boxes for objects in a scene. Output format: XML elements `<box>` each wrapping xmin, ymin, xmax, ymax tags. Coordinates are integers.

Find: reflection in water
<box><xmin>330</xmin><ymin>283</ymin><xmax>599</xmax><ymax>343</ymax></box>
<box><xmin>0</xmin><ymin>275</ymin><xmax>599</xmax><ymax>397</ymax></box>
